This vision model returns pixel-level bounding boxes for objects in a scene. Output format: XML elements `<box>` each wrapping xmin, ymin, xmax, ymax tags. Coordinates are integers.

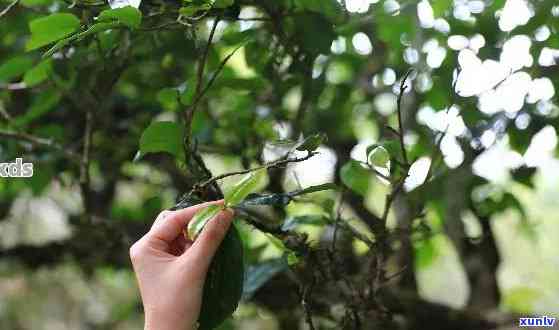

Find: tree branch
<box><xmin>0</xmin><ymin>129</ymin><xmax>80</xmax><ymax>161</ymax></box>
<box><xmin>184</xmin><ymin>15</ymin><xmax>221</xmax><ymax>138</ymax></box>
<box><xmin>0</xmin><ymin>0</ymin><xmax>19</xmax><ymax>19</ymax></box>
<box><xmin>194</xmin><ymin>41</ymin><xmax>246</xmax><ymax>105</ymax></box>
<box><xmin>396</xmin><ymin>69</ymin><xmax>413</xmax><ymax>166</ymax></box>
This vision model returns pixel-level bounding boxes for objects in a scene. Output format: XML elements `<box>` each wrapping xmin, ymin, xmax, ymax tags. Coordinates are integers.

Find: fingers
<box><xmin>168</xmin><ymin>234</ymin><xmax>193</xmax><ymax>256</ymax></box>
<box><xmin>147</xmin><ymin>200</ymin><xmax>224</xmax><ymax>244</ymax></box>
<box><xmin>185</xmin><ymin>208</ymin><xmax>234</xmax><ymax>270</ymax></box>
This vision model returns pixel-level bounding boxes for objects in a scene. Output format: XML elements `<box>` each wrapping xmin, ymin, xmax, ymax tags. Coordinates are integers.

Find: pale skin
<box><xmin>129</xmin><ymin>200</ymin><xmax>234</xmax><ymax>330</ymax></box>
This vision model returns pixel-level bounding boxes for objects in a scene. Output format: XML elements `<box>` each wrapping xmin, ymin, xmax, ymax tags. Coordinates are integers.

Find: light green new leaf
<box><xmin>98</xmin><ymin>6</ymin><xmax>142</xmax><ymax>29</ymax></box>
<box><xmin>295</xmin><ymin>133</ymin><xmax>326</xmax><ymax>152</ymax></box>
<box><xmin>414</xmin><ymin>238</ymin><xmax>438</xmax><ymax>269</ymax></box>
<box><xmin>26</xmin><ymin>13</ymin><xmax>81</xmax><ymax>51</ymax></box>
<box><xmin>367</xmin><ymin>146</ymin><xmax>390</xmax><ymax>168</ymax></box>
<box><xmin>187</xmin><ymin>204</ymin><xmax>222</xmax><ymax>240</ymax></box>
<box><xmin>340</xmin><ymin>160</ymin><xmax>370</xmax><ymax>196</ymax></box>
<box><xmin>225</xmin><ymin>173</ymin><xmax>259</xmax><ymax>207</ymax></box>
<box><xmin>366</xmin><ymin>140</ymin><xmax>400</xmax><ymax>160</ymax></box>
<box><xmin>138</xmin><ymin>121</ymin><xmax>183</xmax><ymax>159</ymax></box>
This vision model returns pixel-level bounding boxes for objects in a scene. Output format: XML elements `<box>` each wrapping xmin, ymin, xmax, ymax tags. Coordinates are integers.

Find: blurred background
<box><xmin>1</xmin><ymin>0</ymin><xmax>558</xmax><ymax>329</ymax></box>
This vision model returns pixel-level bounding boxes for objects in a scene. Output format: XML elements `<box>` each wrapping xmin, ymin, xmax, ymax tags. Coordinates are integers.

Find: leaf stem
<box><xmin>194</xmin><ymin>151</ymin><xmax>317</xmax><ymax>190</ymax></box>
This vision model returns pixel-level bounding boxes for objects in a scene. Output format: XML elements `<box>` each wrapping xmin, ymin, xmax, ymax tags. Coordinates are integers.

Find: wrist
<box><xmin>144</xmin><ymin>307</ymin><xmax>196</xmax><ymax>330</ymax></box>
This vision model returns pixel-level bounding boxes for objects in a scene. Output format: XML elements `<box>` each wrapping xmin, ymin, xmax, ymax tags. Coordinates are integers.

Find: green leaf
<box><xmin>367</xmin><ymin>146</ymin><xmax>390</xmax><ymax>168</ymax></box>
<box><xmin>198</xmin><ymin>224</ymin><xmax>244</xmax><ymax>330</ymax></box>
<box><xmin>376</xmin><ymin>13</ymin><xmax>414</xmax><ymax>51</ymax></box>
<box><xmin>180</xmin><ymin>76</ymin><xmax>197</xmax><ymax>105</ymax></box>
<box><xmin>281</xmin><ymin>215</ymin><xmax>328</xmax><ymax>231</ymax></box>
<box><xmin>477</xmin><ymin>192</ymin><xmax>527</xmax><ymax>220</ymax></box>
<box><xmin>42</xmin><ymin>22</ymin><xmax>120</xmax><ymax>58</ymax></box>
<box><xmin>224</xmin><ymin>172</ymin><xmax>259</xmax><ymax>207</ymax></box>
<box><xmin>503</xmin><ymin>287</ymin><xmax>540</xmax><ymax>313</ymax></box>
<box><xmin>242</xmin><ymin>255</ymin><xmax>289</xmax><ymax>300</ymax></box>
<box><xmin>138</xmin><ymin>121</ymin><xmax>184</xmax><ymax>159</ymax></box>
<box><xmin>238</xmin><ymin>193</ymin><xmax>292</xmax><ymax>207</ymax></box>
<box><xmin>414</xmin><ymin>238</ymin><xmax>438</xmax><ymax>269</ymax></box>
<box><xmin>292</xmin><ymin>13</ymin><xmax>336</xmax><ymax>55</ymax></box>
<box><xmin>510</xmin><ymin>166</ymin><xmax>536</xmax><ymax>188</ymax></box>
<box><xmin>179</xmin><ymin>4</ymin><xmax>211</xmax><ymax>16</ymax></box>
<box><xmin>432</xmin><ymin>0</ymin><xmax>452</xmax><ymax>17</ymax></box>
<box><xmin>187</xmin><ymin>204</ymin><xmax>222</xmax><ymax>240</ymax></box>
<box><xmin>236</xmin><ymin>184</ymin><xmax>335</xmax><ymax>208</ymax></box>
<box><xmin>340</xmin><ymin>160</ymin><xmax>370</xmax><ymax>196</ymax></box>
<box><xmin>296</xmin><ymin>133</ymin><xmax>326</xmax><ymax>152</ymax></box>
<box><xmin>294</xmin><ymin>0</ymin><xmax>344</xmax><ymax>24</ymax></box>
<box><xmin>291</xmin><ymin>183</ymin><xmax>337</xmax><ymax>196</ymax></box>
<box><xmin>213</xmin><ymin>0</ymin><xmax>233</xmax><ymax>9</ymax></box>
<box><xmin>0</xmin><ymin>56</ymin><xmax>34</xmax><ymax>82</ymax></box>
<box><xmin>21</xmin><ymin>0</ymin><xmax>54</xmax><ymax>6</ymax></box>
<box><xmin>157</xmin><ymin>88</ymin><xmax>180</xmax><ymax>111</ymax></box>
<box><xmin>366</xmin><ymin>140</ymin><xmax>400</xmax><ymax>162</ymax></box>
<box><xmin>26</xmin><ymin>13</ymin><xmax>81</xmax><ymax>51</ymax></box>
<box><xmin>23</xmin><ymin>59</ymin><xmax>52</xmax><ymax>87</ymax></box>
<box><xmin>98</xmin><ymin>6</ymin><xmax>142</xmax><ymax>29</ymax></box>
<box><xmin>13</xmin><ymin>89</ymin><xmax>61</xmax><ymax>127</ymax></box>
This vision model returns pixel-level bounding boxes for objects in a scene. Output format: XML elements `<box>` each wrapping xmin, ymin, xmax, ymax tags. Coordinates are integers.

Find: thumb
<box><xmin>184</xmin><ymin>208</ymin><xmax>234</xmax><ymax>272</ymax></box>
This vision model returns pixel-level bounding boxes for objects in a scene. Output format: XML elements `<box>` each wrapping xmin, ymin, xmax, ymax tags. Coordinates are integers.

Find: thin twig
<box><xmin>396</xmin><ymin>69</ymin><xmax>413</xmax><ymax>166</ymax></box>
<box><xmin>138</xmin><ymin>21</ymin><xmax>181</xmax><ymax>31</ymax></box>
<box><xmin>381</xmin><ymin>177</ymin><xmax>407</xmax><ymax>222</ymax></box>
<box><xmin>424</xmin><ymin>68</ymin><xmax>460</xmax><ymax>181</ymax></box>
<box><xmin>293</xmin><ymin>56</ymin><xmax>314</xmax><ymax>137</ymax></box>
<box><xmin>383</xmin><ymin>265</ymin><xmax>408</xmax><ymax>284</ymax></box>
<box><xmin>193</xmin><ymin>16</ymin><xmax>220</xmax><ymax>110</ymax></box>
<box><xmin>182</xmin><ymin>16</ymin><xmax>221</xmax><ymax>188</ymax></box>
<box><xmin>0</xmin><ymin>129</ymin><xmax>80</xmax><ymax>161</ymax></box>
<box><xmin>194</xmin><ymin>41</ymin><xmax>247</xmax><ymax>105</ymax></box>
<box><xmin>331</xmin><ymin>192</ymin><xmax>344</xmax><ymax>252</ymax></box>
<box><xmin>0</xmin><ymin>0</ymin><xmax>19</xmax><ymax>19</ymax></box>
<box><xmin>355</xmin><ymin>160</ymin><xmax>392</xmax><ymax>182</ymax></box>
<box><xmin>372</xmin><ymin>71</ymin><xmax>415</xmax><ymax>294</ymax></box>
<box><xmin>0</xmin><ymin>103</ymin><xmax>12</xmax><ymax>121</ymax></box>
<box><xmin>195</xmin><ymin>151</ymin><xmax>317</xmax><ymax>189</ymax></box>
<box><xmin>183</xmin><ymin>16</ymin><xmax>221</xmax><ymax>142</ymax></box>
<box><xmin>0</xmin><ymin>82</ymin><xmax>27</xmax><ymax>90</ymax></box>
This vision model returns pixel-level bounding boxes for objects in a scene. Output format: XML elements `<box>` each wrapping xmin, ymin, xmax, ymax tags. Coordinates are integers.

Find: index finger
<box><xmin>147</xmin><ymin>200</ymin><xmax>224</xmax><ymax>243</ymax></box>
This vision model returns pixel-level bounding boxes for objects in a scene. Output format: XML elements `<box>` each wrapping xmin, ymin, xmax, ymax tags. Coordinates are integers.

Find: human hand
<box><xmin>129</xmin><ymin>201</ymin><xmax>234</xmax><ymax>330</ymax></box>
